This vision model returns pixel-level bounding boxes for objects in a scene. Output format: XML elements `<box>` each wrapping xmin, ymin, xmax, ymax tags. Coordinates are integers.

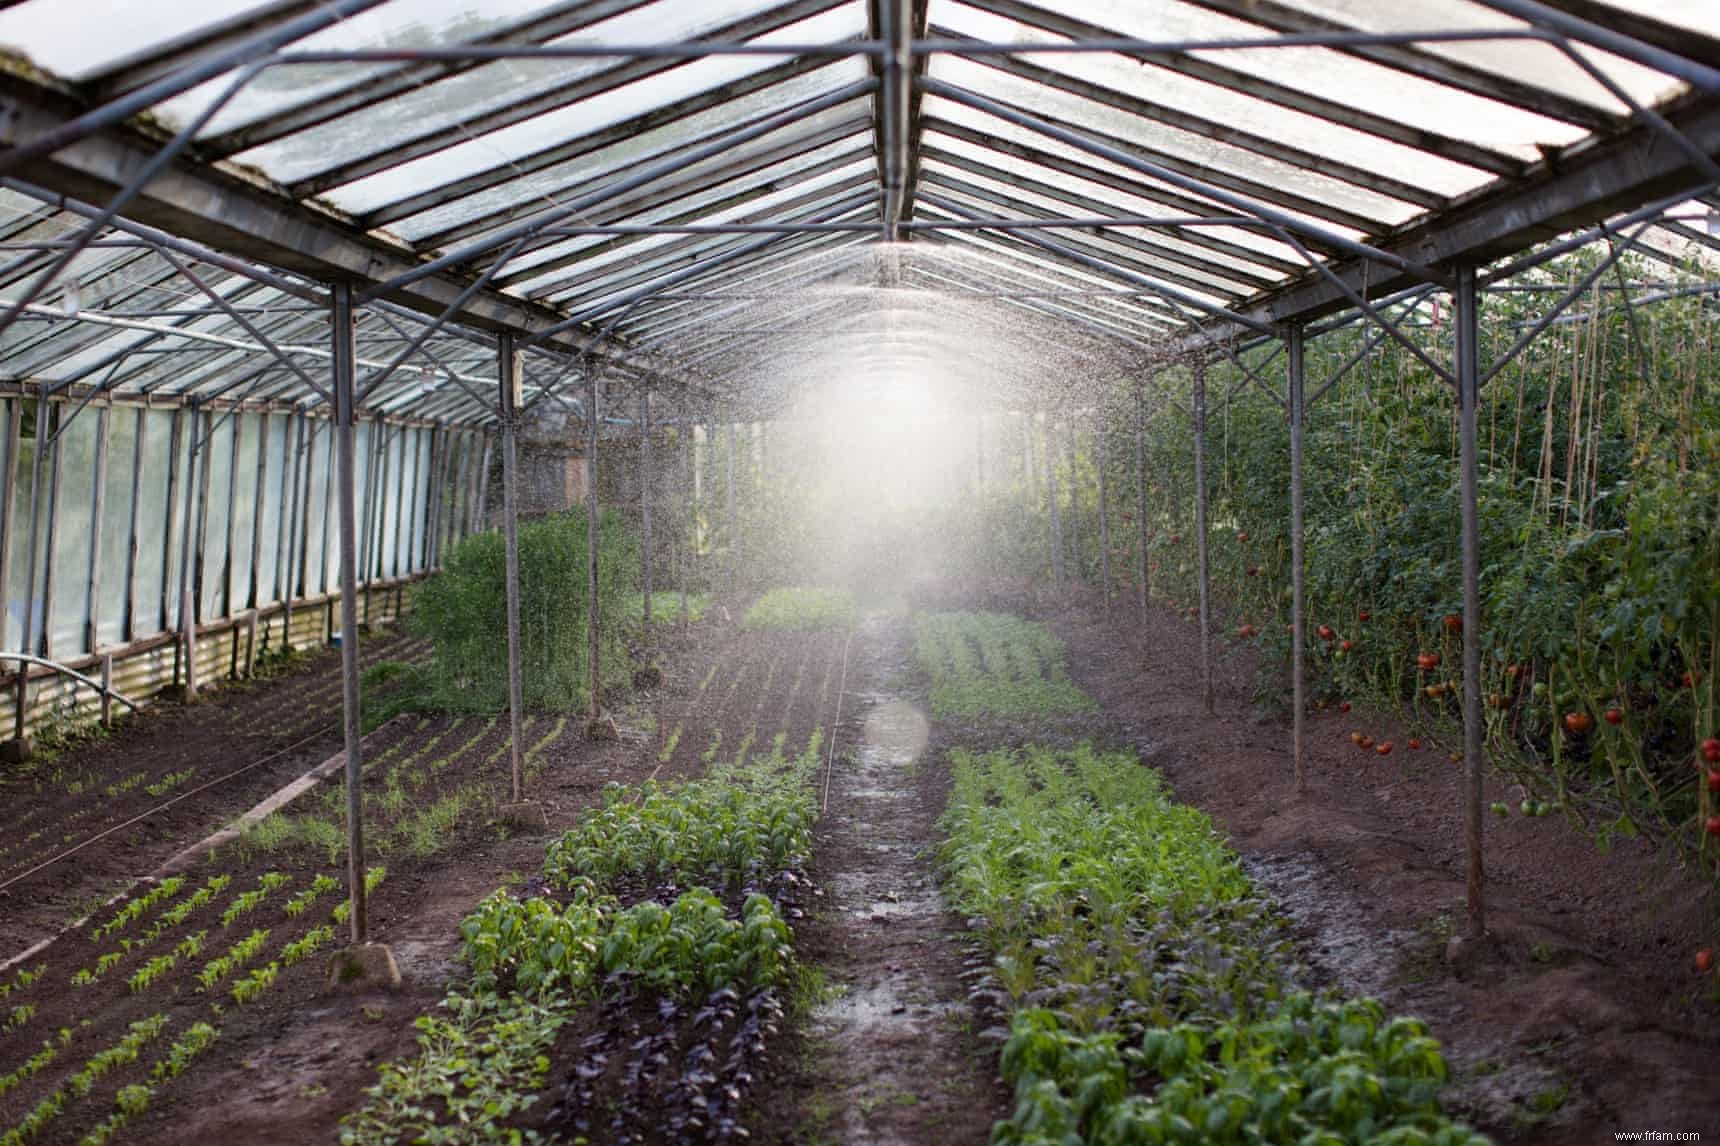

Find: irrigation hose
<box><xmin>0</xmin><ymin>722</ymin><xmax>339</xmax><ymax>893</ymax></box>
<box><xmin>822</xmin><ymin>623</ymin><xmax>855</xmax><ymax>815</ymax></box>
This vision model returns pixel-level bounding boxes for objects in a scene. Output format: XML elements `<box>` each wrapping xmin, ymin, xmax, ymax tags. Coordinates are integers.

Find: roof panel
<box><xmin>936</xmin><ymin>1</ymin><xmax>1495</xmax><ymax>197</ymax></box>
<box><xmin>295</xmin><ymin>3</ymin><xmax>867</xmax><ymax>216</ymax></box>
<box><xmin>207</xmin><ymin>0</ymin><xmax>790</xmax><ymax>185</ymax></box>
<box><xmin>1279</xmin><ymin>0</ymin><xmax>1684</xmax><ymax>111</ymax></box>
<box><xmin>926</xmin><ymin>54</ymin><xmax>1423</xmax><ymax>226</ymax></box>
<box><xmin>392</xmin><ymin>79</ymin><xmax>873</xmax><ymax>245</ymax></box>
<box><xmin>1007</xmin><ymin>0</ymin><xmax>1588</xmax><ymax>156</ymax></box>
<box><xmin>0</xmin><ymin>0</ymin><xmax>282</xmax><ymax>81</ymax></box>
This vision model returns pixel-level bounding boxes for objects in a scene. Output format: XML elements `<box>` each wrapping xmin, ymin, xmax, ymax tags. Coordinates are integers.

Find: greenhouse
<box><xmin>0</xmin><ymin>0</ymin><xmax>1717</xmax><ymax>1141</ymax></box>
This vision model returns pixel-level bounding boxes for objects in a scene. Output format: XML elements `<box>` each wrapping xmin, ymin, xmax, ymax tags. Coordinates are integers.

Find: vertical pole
<box><xmin>680</xmin><ymin>419</ymin><xmax>692</xmax><ymax>631</ymax></box>
<box><xmin>1097</xmin><ymin>409</ymin><xmax>1111</xmax><ymax>609</ymax></box>
<box><xmin>177</xmin><ymin>405</ymin><xmax>202</xmax><ymax>699</ymax></box>
<box><xmin>123</xmin><ymin>408</ymin><xmax>144</xmax><ymax>643</ymax></box>
<box><xmin>1193</xmin><ymin>362</ymin><xmax>1214</xmax><ymax>715</ymax></box>
<box><xmin>249</xmin><ymin>414</ymin><xmax>268</xmax><ymax>612</ymax></box>
<box><xmin>1047</xmin><ymin>413</ymin><xmax>1064</xmax><ymax>585</ymax></box>
<box><xmin>122</xmin><ymin>407</ymin><xmax>142</xmax><ymax>643</ymax></box>
<box><xmin>640</xmin><ymin>390</ymin><xmax>653</xmax><ymax>630</ymax></box>
<box><xmin>1456</xmin><ymin>265</ymin><xmax>1487</xmax><ymax>940</ymax></box>
<box><xmin>281</xmin><ymin>414</ymin><xmax>305</xmax><ymax>647</ymax></box>
<box><xmin>99</xmin><ymin>654</ymin><xmax>113</xmax><ymax>729</ymax></box>
<box><xmin>1023</xmin><ymin>411</ymin><xmax>1035</xmax><ymax>492</ymax></box>
<box><xmin>497</xmin><ymin>336</ymin><xmax>526</xmax><ymax>801</ymax></box>
<box><xmin>330</xmin><ymin>282</ymin><xmax>368</xmax><ymax>945</ymax></box>
<box><xmin>86</xmin><ymin>405</ymin><xmax>110</xmax><ymax>656</ymax></box>
<box><xmin>975</xmin><ymin>414</ymin><xmax>985</xmax><ymax>491</ymax></box>
<box><xmin>1135</xmin><ymin>382</ymin><xmax>1148</xmax><ymax>616</ymax></box>
<box><xmin>160</xmin><ymin>408</ymin><xmax>183</xmax><ymax>640</ymax></box>
<box><xmin>39</xmin><ymin>407</ymin><xmax>63</xmax><ymax>664</ymax></box>
<box><xmin>724</xmin><ymin>419</ymin><xmax>737</xmax><ymax>592</ymax></box>
<box><xmin>14</xmin><ymin>391</ymin><xmax>47</xmax><ymax>740</ymax></box>
<box><xmin>224</xmin><ymin>415</ymin><xmax>241</xmax><ymax>622</ymax></box>
<box><xmin>586</xmin><ymin>361</ymin><xmax>603</xmax><ymax>725</ymax></box>
<box><xmin>0</xmin><ymin>400</ymin><xmax>18</xmax><ymax>659</ymax></box>
<box><xmin>1066</xmin><ymin>424</ymin><xmax>1081</xmax><ymax>581</ymax></box>
<box><xmin>1288</xmin><ymin>326</ymin><xmax>1308</xmax><ymax>795</ymax></box>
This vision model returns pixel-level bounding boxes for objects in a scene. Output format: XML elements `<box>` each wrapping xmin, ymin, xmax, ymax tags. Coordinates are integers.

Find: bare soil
<box><xmin>0</xmin><ymin>630</ymin><xmax>429</xmax><ymax>964</ymax></box>
<box><xmin>1040</xmin><ymin>586</ymin><xmax>1720</xmax><ymax>1143</ymax></box>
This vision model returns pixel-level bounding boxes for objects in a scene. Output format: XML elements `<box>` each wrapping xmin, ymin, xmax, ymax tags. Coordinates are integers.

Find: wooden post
<box><xmin>99</xmin><ymin>653</ymin><xmax>113</xmax><ymax>729</ymax></box>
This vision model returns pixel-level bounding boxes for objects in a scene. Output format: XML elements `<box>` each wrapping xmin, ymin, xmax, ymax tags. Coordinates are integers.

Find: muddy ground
<box><xmin>1041</xmin><ymin>585</ymin><xmax>1720</xmax><ymax>1143</ymax></box>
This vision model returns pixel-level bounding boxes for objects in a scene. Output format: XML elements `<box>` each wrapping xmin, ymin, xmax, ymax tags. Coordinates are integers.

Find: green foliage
<box><xmin>400</xmin><ymin>507</ymin><xmax>641</xmax><ymax>716</ymax></box>
<box><xmin>941</xmin><ymin>743</ymin><xmax>1486</xmax><ymax>1144</ymax></box>
<box><xmin>150</xmin><ymin>1022</ymin><xmax>218</xmax><ymax>1083</ymax></box>
<box><xmin>625</xmin><ymin>590</ymin><xmax>709</xmax><ymax>625</ymax></box>
<box><xmin>339</xmin><ymin>991</ymin><xmax>569</xmax><ymax>1146</ymax></box>
<box><xmin>90</xmin><ymin>877</ymin><xmax>185</xmax><ymax>942</ymax></box>
<box><xmin>915</xmin><ymin>612</ymin><xmax>1096</xmax><ymax>718</ymax></box>
<box><xmin>742</xmin><ymin>586</ymin><xmax>856</xmax><ymax>630</ymax></box>
<box><xmin>542</xmin><ymin>732</ymin><xmax>822</xmax><ymax>892</ymax></box>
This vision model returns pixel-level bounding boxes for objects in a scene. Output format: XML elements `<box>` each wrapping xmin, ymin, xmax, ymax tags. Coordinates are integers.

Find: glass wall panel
<box><xmin>48</xmin><ymin>403</ymin><xmax>98</xmax><ymax>656</ymax></box>
<box><xmin>95</xmin><ymin>408</ymin><xmax>137</xmax><ymax>646</ymax></box>
<box><xmin>229</xmin><ymin>412</ymin><xmax>261</xmax><ymax>611</ymax></box>
<box><xmin>199</xmin><ymin>414</ymin><xmax>233</xmax><ymax>620</ymax></box>
<box><xmin>256</xmin><ymin>414</ymin><xmax>287</xmax><ymax>606</ymax></box>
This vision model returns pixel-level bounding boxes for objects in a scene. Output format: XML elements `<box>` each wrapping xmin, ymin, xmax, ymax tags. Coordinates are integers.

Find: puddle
<box><xmin>1245</xmin><ymin>852</ymin><xmax>1414</xmax><ymax>998</ymax></box>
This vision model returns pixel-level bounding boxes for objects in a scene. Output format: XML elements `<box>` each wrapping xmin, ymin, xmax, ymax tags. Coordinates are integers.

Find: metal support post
<box><xmin>640</xmin><ymin>390</ymin><xmax>653</xmax><ymax>631</ymax></box>
<box><xmin>1135</xmin><ymin>382</ymin><xmax>1148</xmax><ymax>615</ymax></box>
<box><xmin>1287</xmin><ymin>326</ymin><xmax>1308</xmax><ymax>794</ymax></box>
<box><xmin>586</xmin><ymin>362</ymin><xmax>603</xmax><ymax>726</ymax></box>
<box><xmin>498</xmin><ymin>334</ymin><xmax>526</xmax><ymax>802</ymax></box>
<box><xmin>725</xmin><ymin>420</ymin><xmax>737</xmax><ymax>592</ymax></box>
<box><xmin>1047</xmin><ymin>413</ymin><xmax>1064</xmax><ymax>585</ymax></box>
<box><xmin>1456</xmin><ymin>265</ymin><xmax>1487</xmax><ymax>941</ymax></box>
<box><xmin>1097</xmin><ymin>410</ymin><xmax>1111</xmax><ymax>609</ymax></box>
<box><xmin>331</xmin><ymin>282</ymin><xmax>369</xmax><ymax>946</ymax></box>
<box><xmin>1193</xmin><ymin>362</ymin><xmax>1214</xmax><ymax>715</ymax></box>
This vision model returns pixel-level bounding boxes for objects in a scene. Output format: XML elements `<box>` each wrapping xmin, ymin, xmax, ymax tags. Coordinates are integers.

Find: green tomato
<box><xmin>1490</xmin><ymin>801</ymin><xmax>1510</xmax><ymax>817</ymax></box>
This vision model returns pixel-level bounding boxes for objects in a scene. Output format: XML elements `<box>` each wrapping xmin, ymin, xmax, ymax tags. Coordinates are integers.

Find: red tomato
<box><xmin>1375</xmin><ymin>741</ymin><xmax>1393</xmax><ymax>756</ymax></box>
<box><xmin>1357</xmin><ymin>611</ymin><xmax>1371</xmax><ymax>622</ymax></box>
<box><xmin>1237</xmin><ymin>531</ymin><xmax>1249</xmax><ymax>542</ymax></box>
<box><xmin>1707</xmin><ymin>770</ymin><xmax>1720</xmax><ymax>794</ymax></box>
<box><xmin>1442</xmin><ymin>613</ymin><xmax>1462</xmax><ymax>633</ymax></box>
<box><xmin>1702</xmin><ymin>737</ymin><xmax>1720</xmax><ymax>763</ymax></box>
<box><xmin>1357</xmin><ymin>735</ymin><xmax>1374</xmax><ymax>749</ymax></box>
<box><xmin>1318</xmin><ymin>625</ymin><xmax>1336</xmax><ymax>641</ymax></box>
<box><xmin>1170</xmin><ymin>533</ymin><xmax>1181</xmax><ymax>544</ymax></box>
<box><xmin>1685</xmin><ymin>671</ymin><xmax>1704</xmax><ymax>689</ymax></box>
<box><xmin>1408</xmin><ymin>737</ymin><xmax>1423</xmax><ymax>751</ymax></box>
<box><xmin>1707</xmin><ymin>814</ymin><xmax>1720</xmax><ymax>837</ymax></box>
<box><xmin>1604</xmin><ymin>709</ymin><xmax>1624</xmax><ymax>725</ymax></box>
<box><xmin>1338</xmin><ymin>701</ymin><xmax>1352</xmax><ymax>713</ymax></box>
<box><xmin>1339</xmin><ymin>640</ymin><xmax>1354</xmax><ymax>653</ymax></box>
<box><xmin>1417</xmin><ymin>652</ymin><xmax>1440</xmax><ymax>671</ymax></box>
<box><xmin>1697</xmin><ymin>948</ymin><xmax>1714</xmax><ymax>973</ymax></box>
<box><xmin>1563</xmin><ymin>712</ymin><xmax>1594</xmax><ymax>735</ymax></box>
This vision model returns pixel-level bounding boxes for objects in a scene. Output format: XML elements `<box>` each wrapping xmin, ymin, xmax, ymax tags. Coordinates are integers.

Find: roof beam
<box><xmin>286</xmin><ymin>0</ymin><xmax>851</xmax><ymax>201</ymax></box>
<box><xmin>1175</xmin><ymin>0</ymin><xmax>1617</xmax><ymax>132</ymax></box>
<box><xmin>1181</xmin><ymin>91</ymin><xmax>1720</xmax><ymax>346</ymax></box>
<box><xmin>962</xmin><ymin>0</ymin><xmax>1526</xmax><ymax>179</ymax></box>
<box><xmin>941</xmin><ymin>36</ymin><xmax>1445</xmax><ymax>211</ymax></box>
<box><xmin>0</xmin><ymin>76</ymin><xmax>636</xmax><ymax>364</ymax></box>
<box><xmin>363</xmin><ymin>58</ymin><xmax>867</xmax><ymax>232</ymax></box>
<box><xmin>197</xmin><ymin>0</ymin><xmax>659</xmax><ymax>158</ymax></box>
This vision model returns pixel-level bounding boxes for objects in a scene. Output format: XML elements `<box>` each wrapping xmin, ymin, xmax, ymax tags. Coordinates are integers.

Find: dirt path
<box><xmin>754</xmin><ymin>611</ymin><xmax>1004</xmax><ymax>1145</ymax></box>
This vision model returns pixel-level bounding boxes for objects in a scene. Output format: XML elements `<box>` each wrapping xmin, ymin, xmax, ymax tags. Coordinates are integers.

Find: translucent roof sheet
<box><xmin>0</xmin><ymin>0</ymin><xmax>1714</xmax><ymax>412</ymax></box>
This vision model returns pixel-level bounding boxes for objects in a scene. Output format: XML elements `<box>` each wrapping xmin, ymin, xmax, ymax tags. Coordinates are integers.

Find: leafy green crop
<box><xmin>942</xmin><ymin>743</ymin><xmax>1487</xmax><ymax>1144</ymax></box>
<box><xmin>742</xmin><ymin>586</ymin><xmax>856</xmax><ymax>631</ymax></box>
<box><xmin>915</xmin><ymin>612</ymin><xmax>1095</xmax><ymax>718</ymax></box>
<box><xmin>543</xmin><ymin>733</ymin><xmax>822</xmax><ymax>893</ymax></box>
